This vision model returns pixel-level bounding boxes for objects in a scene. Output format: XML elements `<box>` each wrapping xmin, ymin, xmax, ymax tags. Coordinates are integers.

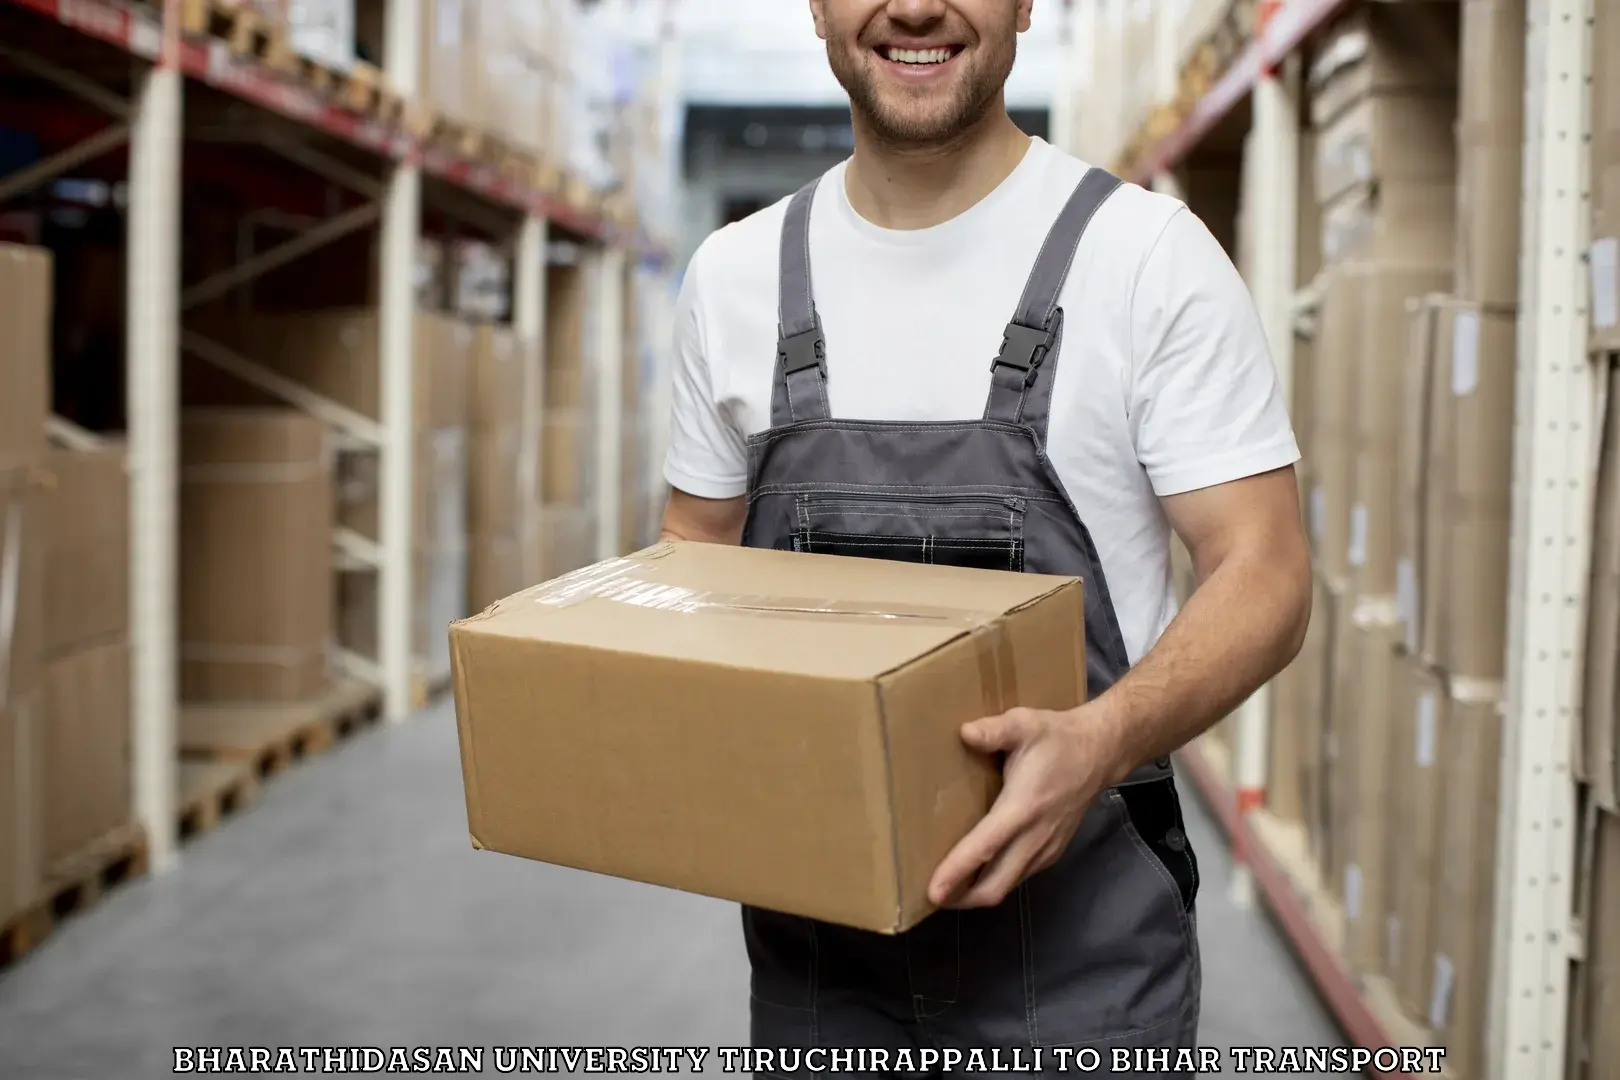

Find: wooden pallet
<box><xmin>178</xmin><ymin>758</ymin><xmax>262</xmax><ymax>840</ymax></box>
<box><xmin>179</xmin><ymin>678</ymin><xmax>383</xmax><ymax>779</ymax></box>
<box><xmin>2</xmin><ymin>823</ymin><xmax>149</xmax><ymax>969</ymax></box>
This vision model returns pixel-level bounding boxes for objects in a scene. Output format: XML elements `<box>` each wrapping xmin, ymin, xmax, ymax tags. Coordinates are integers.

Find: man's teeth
<box><xmin>886</xmin><ymin>47</ymin><xmax>952</xmax><ymax>65</ymax></box>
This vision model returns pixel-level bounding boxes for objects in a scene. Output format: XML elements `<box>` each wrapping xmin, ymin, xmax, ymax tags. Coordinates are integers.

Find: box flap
<box><xmin>455</xmin><ymin>541</ymin><xmax>1077</xmax><ymax>682</ymax></box>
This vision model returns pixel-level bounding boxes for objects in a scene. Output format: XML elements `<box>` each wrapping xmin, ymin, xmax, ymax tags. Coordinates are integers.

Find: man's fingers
<box><xmin>953</xmin><ymin>825</ymin><xmax>1047</xmax><ymax>909</ymax></box>
<box><xmin>928</xmin><ymin>798</ymin><xmax>1030</xmax><ymax>905</ymax></box>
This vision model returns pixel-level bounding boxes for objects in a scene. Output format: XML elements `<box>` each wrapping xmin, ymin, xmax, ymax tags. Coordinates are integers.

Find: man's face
<box><xmin>812</xmin><ymin>0</ymin><xmax>1032</xmax><ymax>146</ymax></box>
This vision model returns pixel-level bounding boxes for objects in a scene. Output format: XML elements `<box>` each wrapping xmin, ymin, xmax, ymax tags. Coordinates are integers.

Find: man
<box><xmin>659</xmin><ymin>0</ymin><xmax>1312</xmax><ymax>1069</ymax></box>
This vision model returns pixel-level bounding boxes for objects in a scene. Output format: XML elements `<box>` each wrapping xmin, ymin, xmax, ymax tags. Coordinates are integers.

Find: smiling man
<box><xmin>659</xmin><ymin>0</ymin><xmax>1312</xmax><ymax>1072</ymax></box>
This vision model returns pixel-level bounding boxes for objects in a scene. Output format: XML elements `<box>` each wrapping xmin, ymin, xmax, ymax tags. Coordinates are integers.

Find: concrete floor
<box><xmin>0</xmin><ymin>703</ymin><xmax>1344</xmax><ymax>1078</ymax></box>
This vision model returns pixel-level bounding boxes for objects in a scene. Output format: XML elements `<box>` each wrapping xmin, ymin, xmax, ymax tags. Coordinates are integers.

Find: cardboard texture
<box><xmin>1591</xmin><ymin>0</ymin><xmax>1620</xmax><ymax>351</ymax></box>
<box><xmin>545</xmin><ymin>261</ymin><xmax>591</xmax><ymax>411</ymax></box>
<box><xmin>542</xmin><ymin>409</ymin><xmax>594</xmax><ymax>505</ymax></box>
<box><xmin>42</xmin><ymin>641</ymin><xmax>130</xmax><ymax>866</ymax></box>
<box><xmin>469</xmin><ymin>428</ymin><xmax>523</xmax><ymax>539</ymax></box>
<box><xmin>537</xmin><ymin>504</ymin><xmax>597</xmax><ymax>581</ymax></box>
<box><xmin>1440</xmin><ymin>304</ymin><xmax>1518</xmax><ymax>680</ymax></box>
<box><xmin>450</xmin><ymin>541</ymin><xmax>1087</xmax><ymax>934</ymax></box>
<box><xmin>1269</xmin><ymin>572</ymin><xmax>1333</xmax><ymax>826</ymax></box>
<box><xmin>1314</xmin><ymin>93</ymin><xmax>1457</xmax><ymax>211</ymax></box>
<box><xmin>1456</xmin><ymin>0</ymin><xmax>1526</xmax><ymax>308</ymax></box>
<box><xmin>1429</xmin><ymin>685</ymin><xmax>1503</xmax><ymax>1080</ymax></box>
<box><xmin>0</xmin><ymin>244</ymin><xmax>50</xmax><ymax>474</ymax></box>
<box><xmin>1306</xmin><ymin>1</ymin><xmax>1460</xmax><ymax>128</ymax></box>
<box><xmin>1348</xmin><ymin>267</ymin><xmax>1451</xmax><ymax>598</ymax></box>
<box><xmin>1396</xmin><ymin>296</ymin><xmax>1443</xmax><ymax>649</ymax></box>
<box><xmin>0</xmin><ymin>469</ymin><xmax>46</xmax><ymax>710</ymax></box>
<box><xmin>0</xmin><ymin>693</ymin><xmax>41</xmax><ymax>924</ymax></box>
<box><xmin>1321</xmin><ymin>182</ymin><xmax>1458</xmax><ymax>269</ymax></box>
<box><xmin>1578</xmin><ymin>809</ymin><xmax>1620</xmax><ymax>1079</ymax></box>
<box><xmin>43</xmin><ymin>445</ymin><xmax>130</xmax><ymax>659</ymax></box>
<box><xmin>179</xmin><ymin>410</ymin><xmax>334</xmax><ymax>703</ymax></box>
<box><xmin>1584</xmin><ymin>360</ymin><xmax>1620</xmax><ymax>809</ymax></box>
<box><xmin>471</xmin><ymin>325</ymin><xmax>527</xmax><ymax>433</ymax></box>
<box><xmin>1308</xmin><ymin>574</ymin><xmax>1348</xmax><ymax>875</ymax></box>
<box><xmin>1390</xmin><ymin>660</ymin><xmax>1450</xmax><ymax>1018</ymax></box>
<box><xmin>467</xmin><ymin>533</ymin><xmax>523</xmax><ymax>614</ymax></box>
<box><xmin>1336</xmin><ymin>607</ymin><xmax>1402</xmax><ymax>977</ymax></box>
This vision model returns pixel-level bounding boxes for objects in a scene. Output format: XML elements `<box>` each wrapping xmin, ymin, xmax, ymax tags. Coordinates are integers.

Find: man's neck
<box><xmin>843</xmin><ymin>108</ymin><xmax>1032</xmax><ymax>232</ymax></box>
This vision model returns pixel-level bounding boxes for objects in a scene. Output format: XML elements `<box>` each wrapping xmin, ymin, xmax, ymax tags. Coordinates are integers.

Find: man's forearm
<box><xmin>1089</xmin><ymin>552</ymin><xmax>1310</xmax><ymax>783</ymax></box>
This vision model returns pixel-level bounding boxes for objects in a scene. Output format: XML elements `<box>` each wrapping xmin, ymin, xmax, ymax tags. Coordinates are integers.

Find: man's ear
<box><xmin>810</xmin><ymin>0</ymin><xmax>829</xmax><ymax>40</ymax></box>
<box><xmin>1017</xmin><ymin>0</ymin><xmax>1034</xmax><ymax>33</ymax></box>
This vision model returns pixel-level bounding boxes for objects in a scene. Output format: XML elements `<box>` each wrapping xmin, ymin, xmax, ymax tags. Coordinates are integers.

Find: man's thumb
<box><xmin>961</xmin><ymin>708</ymin><xmax>1031</xmax><ymax>753</ymax></box>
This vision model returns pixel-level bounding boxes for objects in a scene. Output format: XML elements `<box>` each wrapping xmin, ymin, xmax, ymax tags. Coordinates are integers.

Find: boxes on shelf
<box><xmin>1575</xmin><ymin>808</ymin><xmax>1620</xmax><ymax>1079</ymax></box>
<box><xmin>466</xmin><ymin>324</ymin><xmax>530</xmax><ymax>613</ymax></box>
<box><xmin>179</xmin><ymin>409</ymin><xmax>335</xmax><ymax>703</ymax></box>
<box><xmin>1314</xmin><ymin>93</ymin><xmax>1457</xmax><ymax>210</ymax></box>
<box><xmin>1593</xmin><ymin>0</ymin><xmax>1620</xmax><ymax>351</ymax></box>
<box><xmin>1305</xmin><ymin>2</ymin><xmax>1460</xmax><ymax>130</ymax></box>
<box><xmin>542</xmin><ymin>409</ymin><xmax>594</xmax><ymax>507</ymax></box>
<box><xmin>536</xmin><ymin>504</ymin><xmax>596</xmax><ymax>583</ymax></box>
<box><xmin>1302</xmin><ymin>573</ymin><xmax>1343</xmax><ymax>873</ymax></box>
<box><xmin>1455</xmin><ymin>0</ymin><xmax>1526</xmax><ymax>308</ymax></box>
<box><xmin>418</xmin><ymin>0</ymin><xmax>476</xmax><ymax>128</ymax></box>
<box><xmin>1266</xmin><ymin>569</ymin><xmax>1333</xmax><ymax>828</ymax></box>
<box><xmin>449</xmin><ymin>541</ymin><xmax>1085</xmax><ymax>934</ymax></box>
<box><xmin>286</xmin><ymin>0</ymin><xmax>355</xmax><ymax>72</ymax></box>
<box><xmin>1384</xmin><ymin>658</ymin><xmax>1448</xmax><ymax>1018</ymax></box>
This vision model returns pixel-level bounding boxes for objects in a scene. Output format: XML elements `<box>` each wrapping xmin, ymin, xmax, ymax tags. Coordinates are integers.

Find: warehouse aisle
<box><xmin>0</xmin><ymin>707</ymin><xmax>1341</xmax><ymax>1078</ymax></box>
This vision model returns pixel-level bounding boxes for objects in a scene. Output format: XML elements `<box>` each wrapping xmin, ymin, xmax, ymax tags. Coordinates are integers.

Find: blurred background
<box><xmin>0</xmin><ymin>0</ymin><xmax>1615</xmax><ymax>1077</ymax></box>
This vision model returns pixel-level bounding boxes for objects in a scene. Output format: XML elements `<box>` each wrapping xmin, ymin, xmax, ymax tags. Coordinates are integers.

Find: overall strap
<box><xmin>771</xmin><ymin>176</ymin><xmax>832</xmax><ymax>427</ymax></box>
<box><xmin>983</xmin><ymin>167</ymin><xmax>1124</xmax><ymax>436</ymax></box>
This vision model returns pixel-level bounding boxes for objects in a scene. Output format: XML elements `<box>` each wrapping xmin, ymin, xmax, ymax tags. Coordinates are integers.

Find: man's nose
<box><xmin>885</xmin><ymin>0</ymin><xmax>950</xmax><ymax>31</ymax></box>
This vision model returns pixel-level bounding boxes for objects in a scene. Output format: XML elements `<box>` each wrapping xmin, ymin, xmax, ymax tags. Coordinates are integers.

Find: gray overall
<box><xmin>738</xmin><ymin>168</ymin><xmax>1202</xmax><ymax>1076</ymax></box>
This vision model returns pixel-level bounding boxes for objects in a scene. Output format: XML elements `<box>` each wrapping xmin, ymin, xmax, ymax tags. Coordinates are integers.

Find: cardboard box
<box><xmin>43</xmin><ymin>445</ymin><xmax>130</xmax><ymax>658</ymax></box>
<box><xmin>468</xmin><ymin>532</ymin><xmax>523</xmax><ymax>614</ymax></box>
<box><xmin>339</xmin><ymin>428</ymin><xmax>469</xmax><ymax>549</ymax></box>
<box><xmin>1591</xmin><ymin>0</ymin><xmax>1620</xmax><ymax>351</ymax></box>
<box><xmin>1348</xmin><ymin>267</ymin><xmax>1451</xmax><ymax>599</ymax></box>
<box><xmin>472</xmin><ymin>325</ymin><xmax>527</xmax><ymax>433</ymax></box>
<box><xmin>1583</xmin><ymin>359</ymin><xmax>1620</xmax><ymax>808</ymax></box>
<box><xmin>1439</xmin><ymin>305</ymin><xmax>1518</xmax><ymax>680</ymax></box>
<box><xmin>1314</xmin><ymin>93</ymin><xmax>1457</xmax><ymax>210</ymax></box>
<box><xmin>450</xmin><ymin>541</ymin><xmax>1087</xmax><ymax>933</ymax></box>
<box><xmin>1396</xmin><ymin>296</ymin><xmax>1442</xmax><ymax>649</ymax></box>
<box><xmin>1390</xmin><ymin>660</ymin><xmax>1449</xmax><ymax>1017</ymax></box>
<box><xmin>469</xmin><ymin>428</ymin><xmax>523</xmax><ymax>540</ymax></box>
<box><xmin>1578</xmin><ymin>808</ymin><xmax>1620</xmax><ymax>1079</ymax></box>
<box><xmin>0</xmin><ymin>244</ymin><xmax>50</xmax><ymax>473</ymax></box>
<box><xmin>1336</xmin><ymin>606</ymin><xmax>1402</xmax><ymax>977</ymax></box>
<box><xmin>1270</xmin><ymin>572</ymin><xmax>1334</xmax><ymax>826</ymax></box>
<box><xmin>1321</xmin><ymin>182</ymin><xmax>1458</xmax><ymax>269</ymax></box>
<box><xmin>537</xmin><ymin>504</ymin><xmax>596</xmax><ymax>581</ymax></box>
<box><xmin>179</xmin><ymin>410</ymin><xmax>334</xmax><ymax>703</ymax></box>
<box><xmin>545</xmin><ymin>261</ymin><xmax>591</xmax><ymax>410</ymax></box>
<box><xmin>0</xmin><ymin>692</ymin><xmax>41</xmax><ymax>924</ymax></box>
<box><xmin>1429</xmin><ymin>683</ymin><xmax>1504</xmax><ymax>1080</ymax></box>
<box><xmin>1306</xmin><ymin>2</ymin><xmax>1460</xmax><ymax>128</ymax></box>
<box><xmin>1306</xmin><ymin>574</ymin><xmax>1346</xmax><ymax>875</ymax></box>
<box><xmin>1456</xmin><ymin>0</ymin><xmax>1526</xmax><ymax>308</ymax></box>
<box><xmin>0</xmin><ymin>468</ymin><xmax>46</xmax><ymax>709</ymax></box>
<box><xmin>542</xmin><ymin>410</ymin><xmax>593</xmax><ymax>505</ymax></box>
<box><xmin>42</xmin><ymin>641</ymin><xmax>129</xmax><ymax>866</ymax></box>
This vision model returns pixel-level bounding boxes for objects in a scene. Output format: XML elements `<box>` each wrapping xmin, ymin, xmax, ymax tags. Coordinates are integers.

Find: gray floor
<box><xmin>0</xmin><ymin>704</ymin><xmax>1343</xmax><ymax>1077</ymax></box>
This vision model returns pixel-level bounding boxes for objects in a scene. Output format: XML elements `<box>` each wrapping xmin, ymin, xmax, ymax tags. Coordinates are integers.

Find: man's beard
<box><xmin>826</xmin><ymin>26</ymin><xmax>1016</xmax><ymax>147</ymax></box>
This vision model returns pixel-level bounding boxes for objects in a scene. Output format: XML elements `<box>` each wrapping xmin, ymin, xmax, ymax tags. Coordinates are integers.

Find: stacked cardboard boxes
<box><xmin>1591</xmin><ymin>0</ymin><xmax>1620</xmax><ymax>353</ymax></box>
<box><xmin>0</xmin><ymin>244</ymin><xmax>50</xmax><ymax>930</ymax></box>
<box><xmin>466</xmin><ymin>326</ymin><xmax>529</xmax><ymax>612</ymax></box>
<box><xmin>41</xmin><ymin>442</ymin><xmax>131</xmax><ymax>865</ymax></box>
<box><xmin>539</xmin><ymin>257</ymin><xmax>598</xmax><ymax>580</ymax></box>
<box><xmin>180</xmin><ymin>410</ymin><xmax>334</xmax><ymax>703</ymax></box>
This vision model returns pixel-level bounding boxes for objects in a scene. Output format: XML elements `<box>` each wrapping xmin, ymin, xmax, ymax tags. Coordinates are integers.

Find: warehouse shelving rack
<box><xmin>1107</xmin><ymin>0</ymin><xmax>1596</xmax><ymax>1076</ymax></box>
<box><xmin>0</xmin><ymin>0</ymin><xmax>672</xmax><ymax>877</ymax></box>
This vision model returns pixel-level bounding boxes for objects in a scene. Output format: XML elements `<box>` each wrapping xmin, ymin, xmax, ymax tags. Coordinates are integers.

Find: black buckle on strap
<box><xmin>779</xmin><ymin>327</ymin><xmax>826</xmax><ymax>378</ymax></box>
<box><xmin>989</xmin><ymin>320</ymin><xmax>1055</xmax><ymax>387</ymax></box>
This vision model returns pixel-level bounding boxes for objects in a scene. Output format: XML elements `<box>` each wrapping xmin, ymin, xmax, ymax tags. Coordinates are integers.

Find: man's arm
<box><xmin>659</xmin><ymin>489</ymin><xmax>746</xmax><ymax>546</ymax></box>
<box><xmin>1092</xmin><ymin>464</ymin><xmax>1311</xmax><ymax>782</ymax></box>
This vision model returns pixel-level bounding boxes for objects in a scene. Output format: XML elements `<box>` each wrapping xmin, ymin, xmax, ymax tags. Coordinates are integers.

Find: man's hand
<box><xmin>927</xmin><ymin>703</ymin><xmax>1128</xmax><ymax>910</ymax></box>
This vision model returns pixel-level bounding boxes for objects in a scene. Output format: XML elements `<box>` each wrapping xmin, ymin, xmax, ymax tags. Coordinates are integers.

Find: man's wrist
<box><xmin>1067</xmin><ymin>692</ymin><xmax>1142</xmax><ymax>787</ymax></box>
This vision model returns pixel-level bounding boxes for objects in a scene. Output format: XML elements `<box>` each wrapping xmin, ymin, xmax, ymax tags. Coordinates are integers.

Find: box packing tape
<box><xmin>507</xmin><ymin>551</ymin><xmax>1023</xmax><ymax>718</ymax></box>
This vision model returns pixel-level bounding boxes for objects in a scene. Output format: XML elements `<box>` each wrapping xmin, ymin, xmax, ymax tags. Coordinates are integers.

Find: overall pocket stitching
<box><xmin>1110</xmin><ymin>790</ymin><xmax>1196</xmax><ymax>943</ymax></box>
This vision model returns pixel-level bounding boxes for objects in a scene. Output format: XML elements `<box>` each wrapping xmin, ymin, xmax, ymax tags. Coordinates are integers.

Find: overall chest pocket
<box><xmin>789</xmin><ymin>492</ymin><xmax>1027</xmax><ymax>573</ymax></box>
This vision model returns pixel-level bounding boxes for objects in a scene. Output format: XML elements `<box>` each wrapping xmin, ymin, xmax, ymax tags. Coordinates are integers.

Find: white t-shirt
<box><xmin>663</xmin><ymin>137</ymin><xmax>1300</xmax><ymax>665</ymax></box>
